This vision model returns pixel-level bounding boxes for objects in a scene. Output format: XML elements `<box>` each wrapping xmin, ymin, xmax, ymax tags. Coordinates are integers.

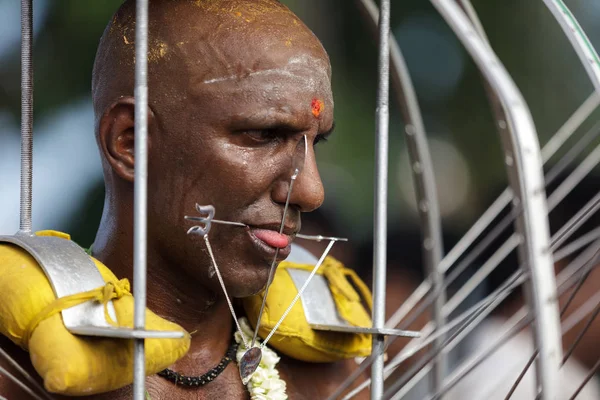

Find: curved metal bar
<box><xmin>133</xmin><ymin>0</ymin><xmax>149</xmax><ymax>398</ymax></box>
<box><xmin>542</xmin><ymin>0</ymin><xmax>600</xmax><ymax>92</ymax></box>
<box><xmin>370</xmin><ymin>0</ymin><xmax>391</xmax><ymax>396</ymax></box>
<box><xmin>430</xmin><ymin>1</ymin><xmax>561</xmax><ymax>399</ymax></box>
<box><xmin>20</xmin><ymin>0</ymin><xmax>33</xmax><ymax>233</ymax></box>
<box><xmin>356</xmin><ymin>0</ymin><xmax>446</xmax><ymax>391</ymax></box>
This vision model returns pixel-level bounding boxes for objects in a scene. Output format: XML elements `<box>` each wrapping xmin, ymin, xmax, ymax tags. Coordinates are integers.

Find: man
<box><xmin>0</xmin><ymin>0</ymin><xmax>367</xmax><ymax>398</ymax></box>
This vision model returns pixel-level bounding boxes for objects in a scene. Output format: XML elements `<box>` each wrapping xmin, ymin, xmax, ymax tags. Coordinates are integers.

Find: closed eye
<box><xmin>244</xmin><ymin>129</ymin><xmax>281</xmax><ymax>144</ymax></box>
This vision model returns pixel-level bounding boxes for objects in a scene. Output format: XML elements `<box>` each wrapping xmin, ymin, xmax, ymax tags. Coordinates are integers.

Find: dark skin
<box><xmin>0</xmin><ymin>1</ymin><xmax>367</xmax><ymax>398</ymax></box>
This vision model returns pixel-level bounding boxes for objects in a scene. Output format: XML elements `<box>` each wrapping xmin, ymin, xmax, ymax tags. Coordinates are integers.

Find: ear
<box><xmin>98</xmin><ymin>97</ymin><xmax>155</xmax><ymax>182</ymax></box>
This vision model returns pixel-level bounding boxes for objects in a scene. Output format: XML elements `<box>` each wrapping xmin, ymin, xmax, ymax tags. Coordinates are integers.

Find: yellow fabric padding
<box><xmin>0</xmin><ymin>231</ymin><xmax>191</xmax><ymax>396</ymax></box>
<box><xmin>243</xmin><ymin>256</ymin><xmax>373</xmax><ymax>362</ymax></box>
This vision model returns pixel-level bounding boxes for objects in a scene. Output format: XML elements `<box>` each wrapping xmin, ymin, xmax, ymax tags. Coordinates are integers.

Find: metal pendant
<box><xmin>238</xmin><ymin>347</ymin><xmax>262</xmax><ymax>385</ymax></box>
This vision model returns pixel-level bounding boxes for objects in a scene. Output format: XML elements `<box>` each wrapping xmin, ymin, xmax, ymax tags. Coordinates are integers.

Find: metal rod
<box><xmin>20</xmin><ymin>0</ymin><xmax>33</xmax><ymax>233</ymax></box>
<box><xmin>550</xmin><ymin>191</ymin><xmax>600</xmax><ymax>251</ymax></box>
<box><xmin>261</xmin><ymin>240</ymin><xmax>335</xmax><ymax>347</ymax></box>
<box><xmin>203</xmin><ymin>234</ymin><xmax>248</xmax><ymax>348</ymax></box>
<box><xmin>0</xmin><ymin>347</ymin><xmax>53</xmax><ymax>400</ymax></box>
<box><xmin>331</xmin><ymin>6</ymin><xmax>599</xmax><ymax>400</ymax></box>
<box><xmin>371</xmin><ymin>0</ymin><xmax>391</xmax><ymax>396</ymax></box>
<box><xmin>402</xmin><ymin>245</ymin><xmax>599</xmax><ymax>400</ymax></box>
<box><xmin>358</xmin><ymin>0</ymin><xmax>446</xmax><ymax>390</ymax></box>
<box><xmin>544</xmin><ymin>120</ymin><xmax>600</xmax><ymax>186</ymax></box>
<box><xmin>387</xmin><ymin>270</ymin><xmax>525</xmax><ymax>379</ymax></box>
<box><xmin>0</xmin><ymin>365</ymin><xmax>47</xmax><ymax>400</ymax></box>
<box><xmin>383</xmin><ymin>276</ymin><xmax>527</xmax><ymax>400</ymax></box>
<box><xmin>342</xmin><ymin>270</ymin><xmax>525</xmax><ymax>400</ymax></box>
<box><xmin>562</xmin><ymin>300</ymin><xmax>600</xmax><ymax>364</ymax></box>
<box><xmin>332</xmin><ymin>124</ymin><xmax>595</xmax><ymax>397</ymax></box>
<box><xmin>568</xmin><ymin>358</ymin><xmax>600</xmax><ymax>400</ymax></box>
<box><xmin>547</xmin><ymin>143</ymin><xmax>600</xmax><ymax>210</ymax></box>
<box><xmin>541</xmin><ymin>93</ymin><xmax>600</xmax><ymax>163</ymax></box>
<box><xmin>543</xmin><ymin>0</ymin><xmax>600</xmax><ymax>92</ymax></box>
<box><xmin>295</xmin><ymin>233</ymin><xmax>348</xmax><ymax>242</ymax></box>
<box><xmin>185</xmin><ymin>216</ymin><xmax>247</xmax><ymax>228</ymax></box>
<box><xmin>504</xmin><ymin>266</ymin><xmax>592</xmax><ymax>399</ymax></box>
<box><xmin>430</xmin><ymin>4</ymin><xmax>562</xmax><ymax>397</ymax></box>
<box><xmin>133</xmin><ymin>0</ymin><xmax>149</xmax><ymax>398</ymax></box>
<box><xmin>553</xmin><ymin>226</ymin><xmax>600</xmax><ymax>263</ymax></box>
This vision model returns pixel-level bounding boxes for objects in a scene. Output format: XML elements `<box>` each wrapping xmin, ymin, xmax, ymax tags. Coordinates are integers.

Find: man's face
<box><xmin>147</xmin><ymin>16</ymin><xmax>334</xmax><ymax>297</ymax></box>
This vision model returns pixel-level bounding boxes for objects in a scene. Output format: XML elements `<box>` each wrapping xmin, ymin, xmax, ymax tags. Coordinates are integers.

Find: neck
<box><xmin>92</xmin><ymin>196</ymin><xmax>235</xmax><ymax>373</ymax></box>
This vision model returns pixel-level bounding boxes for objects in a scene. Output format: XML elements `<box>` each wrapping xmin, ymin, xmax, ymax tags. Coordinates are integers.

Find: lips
<box><xmin>246</xmin><ymin>224</ymin><xmax>297</xmax><ymax>261</ymax></box>
<box><xmin>251</xmin><ymin>229</ymin><xmax>290</xmax><ymax>249</ymax></box>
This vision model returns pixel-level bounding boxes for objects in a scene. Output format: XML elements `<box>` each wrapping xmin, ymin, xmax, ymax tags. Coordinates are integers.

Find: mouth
<box><xmin>246</xmin><ymin>224</ymin><xmax>297</xmax><ymax>261</ymax></box>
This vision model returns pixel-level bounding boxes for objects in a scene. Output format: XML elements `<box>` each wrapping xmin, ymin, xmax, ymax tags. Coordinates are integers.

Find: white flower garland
<box><xmin>235</xmin><ymin>318</ymin><xmax>288</xmax><ymax>400</ymax></box>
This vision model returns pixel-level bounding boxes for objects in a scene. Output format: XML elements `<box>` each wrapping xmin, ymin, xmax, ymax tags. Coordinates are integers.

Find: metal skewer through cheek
<box><xmin>251</xmin><ymin>135</ymin><xmax>308</xmax><ymax>348</ymax></box>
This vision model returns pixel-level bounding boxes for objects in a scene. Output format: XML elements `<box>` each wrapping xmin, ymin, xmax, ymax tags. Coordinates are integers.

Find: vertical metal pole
<box><xmin>371</xmin><ymin>0</ymin><xmax>390</xmax><ymax>398</ymax></box>
<box><xmin>20</xmin><ymin>0</ymin><xmax>33</xmax><ymax>234</ymax></box>
<box><xmin>133</xmin><ymin>1</ymin><xmax>149</xmax><ymax>399</ymax></box>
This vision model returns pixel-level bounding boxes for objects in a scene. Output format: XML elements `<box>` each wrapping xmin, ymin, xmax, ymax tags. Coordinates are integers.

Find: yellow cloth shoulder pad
<box><xmin>242</xmin><ymin>256</ymin><xmax>373</xmax><ymax>362</ymax></box>
<box><xmin>0</xmin><ymin>230</ymin><xmax>190</xmax><ymax>395</ymax></box>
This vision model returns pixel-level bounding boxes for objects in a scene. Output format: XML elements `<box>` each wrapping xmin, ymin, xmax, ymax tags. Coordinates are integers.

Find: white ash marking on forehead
<box><xmin>201</xmin><ymin>55</ymin><xmax>331</xmax><ymax>95</ymax></box>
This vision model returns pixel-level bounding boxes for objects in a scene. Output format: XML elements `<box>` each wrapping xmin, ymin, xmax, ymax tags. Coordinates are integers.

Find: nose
<box><xmin>273</xmin><ymin>143</ymin><xmax>324</xmax><ymax>213</ymax></box>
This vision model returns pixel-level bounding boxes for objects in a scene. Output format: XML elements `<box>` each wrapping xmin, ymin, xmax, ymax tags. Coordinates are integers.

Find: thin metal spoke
<box><xmin>550</xmin><ymin>191</ymin><xmax>600</xmax><ymax>251</ymax></box>
<box><xmin>543</xmin><ymin>0</ymin><xmax>600</xmax><ymax>92</ymax></box>
<box><xmin>554</xmin><ymin>226</ymin><xmax>600</xmax><ymax>263</ymax></box>
<box><xmin>384</xmin><ymin>308</ymin><xmax>532</xmax><ymax>399</ymax></box>
<box><xmin>561</xmin><ymin>290</ymin><xmax>600</xmax><ymax>337</ymax></box>
<box><xmin>0</xmin><ymin>364</ymin><xmax>49</xmax><ymax>400</ymax></box>
<box><xmin>385</xmin><ymin>119</ymin><xmax>600</xmax><ymax>339</ymax></box>
<box><xmin>562</xmin><ymin>300</ymin><xmax>600</xmax><ymax>365</ymax></box>
<box><xmin>0</xmin><ymin>347</ymin><xmax>52</xmax><ymax>400</ymax></box>
<box><xmin>443</xmin><ymin>234</ymin><xmax>521</xmax><ymax>315</ymax></box>
<box><xmin>330</xmin><ymin>5</ymin><xmax>600</xmax><ymax>400</ymax></box>
<box><xmin>252</xmin><ymin>135</ymin><xmax>307</xmax><ymax>347</ymax></box>
<box><xmin>569</xmin><ymin>358</ymin><xmax>600</xmax><ymax>400</ymax></box>
<box><xmin>365</xmin><ymin>270</ymin><xmax>527</xmax><ymax>396</ymax></box>
<box><xmin>437</xmin><ymin>97</ymin><xmax>599</xmax><ymax>276</ymax></box>
<box><xmin>295</xmin><ymin>234</ymin><xmax>348</xmax><ymax>242</ymax></box>
<box><xmin>421</xmin><ymin>311</ymin><xmax>531</xmax><ymax>400</ymax></box>
<box><xmin>337</xmin><ymin>168</ymin><xmax>598</xmax><ymax>399</ymax></box>
<box><xmin>544</xmin><ymin>119</ymin><xmax>600</xmax><ymax>185</ymax></box>
<box><xmin>260</xmin><ymin>240</ymin><xmax>335</xmax><ymax>347</ymax></box>
<box><xmin>202</xmin><ymin>234</ymin><xmax>248</xmax><ymax>348</ymax></box>
<box><xmin>398</xmin><ymin>244</ymin><xmax>600</xmax><ymax>400</ymax></box>
<box><xmin>504</xmin><ymin>261</ymin><xmax>595</xmax><ymax>399</ymax></box>
<box><xmin>379</xmin><ymin>271</ymin><xmax>526</xmax><ymax>400</ymax></box>
<box><xmin>547</xmin><ymin>142</ymin><xmax>600</xmax><ymax>210</ymax></box>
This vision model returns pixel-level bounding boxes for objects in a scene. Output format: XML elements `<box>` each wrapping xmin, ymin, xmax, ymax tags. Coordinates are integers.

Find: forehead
<box><xmin>181</xmin><ymin>27</ymin><xmax>333</xmax><ymax>123</ymax></box>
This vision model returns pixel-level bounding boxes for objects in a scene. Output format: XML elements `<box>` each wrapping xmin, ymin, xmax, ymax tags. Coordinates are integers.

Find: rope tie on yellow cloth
<box><xmin>22</xmin><ymin>279</ymin><xmax>131</xmax><ymax>348</ymax></box>
<box><xmin>313</xmin><ymin>257</ymin><xmax>373</xmax><ymax>326</ymax></box>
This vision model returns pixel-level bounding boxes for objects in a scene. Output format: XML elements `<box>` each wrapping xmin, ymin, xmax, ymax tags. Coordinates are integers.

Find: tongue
<box><xmin>252</xmin><ymin>229</ymin><xmax>289</xmax><ymax>249</ymax></box>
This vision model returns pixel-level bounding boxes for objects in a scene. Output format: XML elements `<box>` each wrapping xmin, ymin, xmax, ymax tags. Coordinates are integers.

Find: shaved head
<box><xmin>92</xmin><ymin>0</ymin><xmax>330</xmax><ymax>126</ymax></box>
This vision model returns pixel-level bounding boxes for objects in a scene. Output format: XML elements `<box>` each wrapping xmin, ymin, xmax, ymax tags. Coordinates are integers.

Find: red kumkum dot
<box><xmin>311</xmin><ymin>98</ymin><xmax>324</xmax><ymax>118</ymax></box>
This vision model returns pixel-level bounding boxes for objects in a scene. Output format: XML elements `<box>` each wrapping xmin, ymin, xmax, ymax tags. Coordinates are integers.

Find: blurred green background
<box><xmin>0</xmin><ymin>0</ymin><xmax>599</xmax><ymax>256</ymax></box>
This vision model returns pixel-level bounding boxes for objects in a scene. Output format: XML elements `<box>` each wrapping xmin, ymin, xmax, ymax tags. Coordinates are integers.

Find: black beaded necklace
<box><xmin>157</xmin><ymin>341</ymin><xmax>239</xmax><ymax>387</ymax></box>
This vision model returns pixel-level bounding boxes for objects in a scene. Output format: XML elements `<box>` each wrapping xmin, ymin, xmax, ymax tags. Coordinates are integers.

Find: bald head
<box><xmin>92</xmin><ymin>0</ymin><xmax>330</xmax><ymax>125</ymax></box>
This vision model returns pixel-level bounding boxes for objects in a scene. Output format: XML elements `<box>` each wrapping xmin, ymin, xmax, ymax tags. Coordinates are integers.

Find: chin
<box><xmin>223</xmin><ymin>259</ymin><xmax>272</xmax><ymax>299</ymax></box>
